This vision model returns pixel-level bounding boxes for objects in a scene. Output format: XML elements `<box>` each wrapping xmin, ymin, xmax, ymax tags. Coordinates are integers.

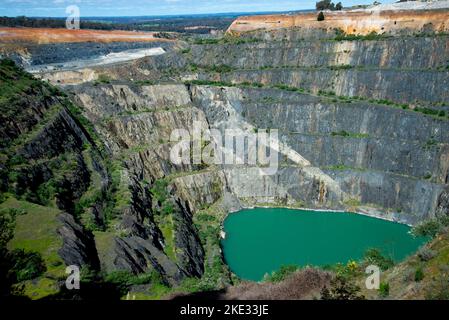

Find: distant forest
<box><xmin>0</xmin><ymin>15</ymin><xmax>235</xmax><ymax>34</ymax></box>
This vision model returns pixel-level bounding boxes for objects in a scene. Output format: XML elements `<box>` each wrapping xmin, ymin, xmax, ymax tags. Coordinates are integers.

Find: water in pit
<box><xmin>221</xmin><ymin>208</ymin><xmax>427</xmax><ymax>281</ymax></box>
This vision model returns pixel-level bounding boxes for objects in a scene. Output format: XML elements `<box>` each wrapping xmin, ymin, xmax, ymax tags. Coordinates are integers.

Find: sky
<box><xmin>0</xmin><ymin>0</ymin><xmax>394</xmax><ymax>17</ymax></box>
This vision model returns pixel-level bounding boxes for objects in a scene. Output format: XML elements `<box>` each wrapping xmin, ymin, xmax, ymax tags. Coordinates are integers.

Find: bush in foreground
<box><xmin>321</xmin><ymin>275</ymin><xmax>365</xmax><ymax>300</ymax></box>
<box><xmin>363</xmin><ymin>248</ymin><xmax>394</xmax><ymax>271</ymax></box>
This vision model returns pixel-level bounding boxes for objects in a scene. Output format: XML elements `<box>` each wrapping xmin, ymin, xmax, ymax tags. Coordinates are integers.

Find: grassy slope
<box><xmin>388</xmin><ymin>231</ymin><xmax>449</xmax><ymax>299</ymax></box>
<box><xmin>0</xmin><ymin>60</ymin><xmax>66</xmax><ymax>299</ymax></box>
<box><xmin>358</xmin><ymin>230</ymin><xmax>449</xmax><ymax>300</ymax></box>
<box><xmin>2</xmin><ymin>197</ymin><xmax>65</xmax><ymax>299</ymax></box>
<box><xmin>0</xmin><ymin>60</ymin><xmax>37</xmax><ymax>106</ymax></box>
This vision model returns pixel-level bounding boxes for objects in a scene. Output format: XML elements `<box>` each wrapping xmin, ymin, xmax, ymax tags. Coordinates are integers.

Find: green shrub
<box><xmin>151</xmin><ymin>179</ymin><xmax>169</xmax><ymax>203</ymax></box>
<box><xmin>36</xmin><ymin>181</ymin><xmax>56</xmax><ymax>206</ymax></box>
<box><xmin>264</xmin><ymin>265</ymin><xmax>300</xmax><ymax>282</ymax></box>
<box><xmin>321</xmin><ymin>275</ymin><xmax>364</xmax><ymax>300</ymax></box>
<box><xmin>250</xmin><ymin>82</ymin><xmax>264</xmax><ymax>88</ymax></box>
<box><xmin>0</xmin><ymin>208</ymin><xmax>16</xmax><ymax>247</ymax></box>
<box><xmin>8</xmin><ymin>249</ymin><xmax>46</xmax><ymax>282</ymax></box>
<box><xmin>317</xmin><ymin>12</ymin><xmax>325</xmax><ymax>21</ymax></box>
<box><xmin>329</xmin><ymin>64</ymin><xmax>353</xmax><ymax>70</ymax></box>
<box><xmin>379</xmin><ymin>282</ymin><xmax>389</xmax><ymax>298</ymax></box>
<box><xmin>425</xmin><ymin>266</ymin><xmax>449</xmax><ymax>299</ymax></box>
<box><xmin>96</xmin><ymin>74</ymin><xmax>111</xmax><ymax>84</ymax></box>
<box><xmin>80</xmin><ymin>265</ymin><xmax>97</xmax><ymax>283</ymax></box>
<box><xmin>417</xmin><ymin>247</ymin><xmax>436</xmax><ymax>262</ymax></box>
<box><xmin>193</xmin><ymin>38</ymin><xmax>220</xmax><ymax>45</ymax></box>
<box><xmin>0</xmin><ymin>193</ymin><xmax>6</xmax><ymax>204</ymax></box>
<box><xmin>415</xmin><ymin>107</ymin><xmax>441</xmax><ymax>116</ymax></box>
<box><xmin>412</xmin><ymin>219</ymin><xmax>443</xmax><ymax>238</ymax></box>
<box><xmin>0</xmin><ymin>58</ymin><xmax>16</xmax><ymax>68</ymax></box>
<box><xmin>208</xmin><ymin>65</ymin><xmax>233</xmax><ymax>73</ymax></box>
<box><xmin>199</xmin><ymin>225</ymin><xmax>220</xmax><ymax>245</ymax></box>
<box><xmin>189</xmin><ymin>64</ymin><xmax>198</xmax><ymax>72</ymax></box>
<box><xmin>161</xmin><ymin>201</ymin><xmax>174</xmax><ymax>215</ymax></box>
<box><xmin>8</xmin><ymin>155</ymin><xmax>25</xmax><ymax>166</ymax></box>
<box><xmin>424</xmin><ymin>138</ymin><xmax>438</xmax><ymax>150</ymax></box>
<box><xmin>334</xmin><ymin>31</ymin><xmax>384</xmax><ymax>41</ymax></box>
<box><xmin>363</xmin><ymin>248</ymin><xmax>394</xmax><ymax>271</ymax></box>
<box><xmin>185</xmin><ymin>79</ymin><xmax>233</xmax><ymax>87</ymax></box>
<box><xmin>134</xmin><ymin>80</ymin><xmax>154</xmax><ymax>86</ymax></box>
<box><xmin>104</xmin><ymin>270</ymin><xmax>159</xmax><ymax>295</ymax></box>
<box><xmin>196</xmin><ymin>214</ymin><xmax>216</xmax><ymax>223</ymax></box>
<box><xmin>318</xmin><ymin>89</ymin><xmax>337</xmax><ymax>96</ymax></box>
<box><xmin>104</xmin><ymin>270</ymin><xmax>134</xmax><ymax>285</ymax></box>
<box><xmin>273</xmin><ymin>84</ymin><xmax>300</xmax><ymax>92</ymax></box>
<box><xmin>414</xmin><ymin>267</ymin><xmax>424</xmax><ymax>282</ymax></box>
<box><xmin>331</xmin><ymin>130</ymin><xmax>350</xmax><ymax>137</ymax></box>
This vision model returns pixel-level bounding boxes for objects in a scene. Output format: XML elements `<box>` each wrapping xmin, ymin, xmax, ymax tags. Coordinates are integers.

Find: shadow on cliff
<box><xmin>170</xmin><ymin>289</ymin><xmax>227</xmax><ymax>301</ymax></box>
<box><xmin>41</xmin><ymin>281</ymin><xmax>123</xmax><ymax>301</ymax></box>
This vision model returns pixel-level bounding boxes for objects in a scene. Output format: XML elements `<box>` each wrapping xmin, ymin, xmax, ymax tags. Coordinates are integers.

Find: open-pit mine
<box><xmin>1</xmin><ymin>1</ymin><xmax>449</xmax><ymax>302</ymax></box>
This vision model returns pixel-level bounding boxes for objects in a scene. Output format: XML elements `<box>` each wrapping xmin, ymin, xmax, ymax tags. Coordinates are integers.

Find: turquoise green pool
<box><xmin>221</xmin><ymin>208</ymin><xmax>427</xmax><ymax>281</ymax></box>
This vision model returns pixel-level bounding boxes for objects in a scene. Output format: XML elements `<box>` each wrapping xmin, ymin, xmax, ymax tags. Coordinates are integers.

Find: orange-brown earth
<box><xmin>227</xmin><ymin>9</ymin><xmax>449</xmax><ymax>35</ymax></box>
<box><xmin>0</xmin><ymin>27</ymin><xmax>171</xmax><ymax>44</ymax></box>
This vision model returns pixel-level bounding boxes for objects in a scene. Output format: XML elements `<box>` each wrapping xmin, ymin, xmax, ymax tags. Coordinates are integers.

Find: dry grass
<box><xmin>0</xmin><ymin>27</ymin><xmax>171</xmax><ymax>44</ymax></box>
<box><xmin>224</xmin><ymin>268</ymin><xmax>331</xmax><ymax>300</ymax></box>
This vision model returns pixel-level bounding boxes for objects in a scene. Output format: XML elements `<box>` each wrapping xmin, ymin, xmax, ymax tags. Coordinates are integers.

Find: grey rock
<box><xmin>57</xmin><ymin>212</ymin><xmax>100</xmax><ymax>270</ymax></box>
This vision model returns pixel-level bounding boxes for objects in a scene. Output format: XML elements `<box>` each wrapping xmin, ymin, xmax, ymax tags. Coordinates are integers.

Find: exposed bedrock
<box><xmin>190</xmin><ymin>84</ymin><xmax>448</xmax><ymax>223</ymax></box>
<box><xmin>3</xmin><ymin>41</ymin><xmax>174</xmax><ymax>68</ymax></box>
<box><xmin>226</xmin><ymin>7</ymin><xmax>449</xmax><ymax>36</ymax></box>
<box><xmin>191</xmin><ymin>35</ymin><xmax>449</xmax><ymax>106</ymax></box>
<box><xmin>70</xmin><ymin>83</ymin><xmax>207</xmax><ymax>281</ymax></box>
<box><xmin>3</xmin><ymin>6</ymin><xmax>449</xmax><ymax>298</ymax></box>
<box><xmin>191</xmin><ymin>37</ymin><xmax>449</xmax><ymax>70</ymax></box>
<box><xmin>210</xmin><ymin>68</ymin><xmax>449</xmax><ymax>105</ymax></box>
<box><xmin>37</xmin><ymin>49</ymin><xmax>188</xmax><ymax>85</ymax></box>
<box><xmin>0</xmin><ymin>66</ymin><xmax>110</xmax><ymax>272</ymax></box>
<box><xmin>435</xmin><ymin>187</ymin><xmax>449</xmax><ymax>218</ymax></box>
<box><xmin>71</xmin><ymin>81</ymin><xmax>448</xmax><ymax>227</ymax></box>
<box><xmin>57</xmin><ymin>212</ymin><xmax>101</xmax><ymax>270</ymax></box>
<box><xmin>13</xmin><ymin>19</ymin><xmax>447</xmax><ymax>283</ymax></box>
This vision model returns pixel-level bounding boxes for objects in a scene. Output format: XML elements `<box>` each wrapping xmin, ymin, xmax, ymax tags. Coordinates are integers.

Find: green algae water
<box><xmin>221</xmin><ymin>208</ymin><xmax>427</xmax><ymax>281</ymax></box>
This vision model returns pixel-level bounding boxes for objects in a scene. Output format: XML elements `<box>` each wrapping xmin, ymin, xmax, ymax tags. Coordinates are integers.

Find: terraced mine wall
<box><xmin>227</xmin><ymin>9</ymin><xmax>449</xmax><ymax>36</ymax></box>
<box><xmin>0</xmin><ymin>62</ymin><xmax>207</xmax><ymax>296</ymax></box>
<box><xmin>26</xmin><ymin>42</ymin><xmax>173</xmax><ymax>67</ymax></box>
<box><xmin>62</xmin><ymin>27</ymin><xmax>449</xmax><ymax>239</ymax></box>
<box><xmin>173</xmin><ymin>29</ymin><xmax>448</xmax><ymax>224</ymax></box>
<box><xmin>0</xmin><ymin>41</ymin><xmax>173</xmax><ymax>69</ymax></box>
<box><xmin>2</xmin><ymin>12</ymin><xmax>449</xmax><ymax>298</ymax></box>
<box><xmin>191</xmin><ymin>36</ymin><xmax>449</xmax><ymax>105</ymax></box>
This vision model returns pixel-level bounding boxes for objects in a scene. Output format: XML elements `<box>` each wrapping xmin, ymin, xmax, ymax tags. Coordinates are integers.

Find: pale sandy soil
<box><xmin>0</xmin><ymin>27</ymin><xmax>171</xmax><ymax>44</ymax></box>
<box><xmin>354</xmin><ymin>0</ymin><xmax>449</xmax><ymax>12</ymax></box>
<box><xmin>26</xmin><ymin>47</ymin><xmax>166</xmax><ymax>73</ymax></box>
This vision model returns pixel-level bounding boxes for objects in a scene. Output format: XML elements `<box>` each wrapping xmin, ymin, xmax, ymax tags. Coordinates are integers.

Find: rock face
<box><xmin>70</xmin><ymin>79</ymin><xmax>448</xmax><ymax>227</ymax></box>
<box><xmin>22</xmin><ymin>42</ymin><xmax>172</xmax><ymax>67</ymax></box>
<box><xmin>0</xmin><ymin>27</ymin><xmax>167</xmax><ymax>44</ymax></box>
<box><xmin>66</xmin><ymin>29</ymin><xmax>449</xmax><ymax>224</ymax></box>
<box><xmin>2</xmin><ymin>8</ymin><xmax>449</xmax><ymax>297</ymax></box>
<box><xmin>69</xmin><ymin>83</ymin><xmax>207</xmax><ymax>282</ymax></box>
<box><xmin>192</xmin><ymin>37</ymin><xmax>449</xmax><ymax>105</ymax></box>
<box><xmin>57</xmin><ymin>213</ymin><xmax>100</xmax><ymax>269</ymax></box>
<box><xmin>0</xmin><ymin>60</ymin><xmax>108</xmax><ymax>273</ymax></box>
<box><xmin>74</xmin><ymin>20</ymin><xmax>449</xmax><ymax>227</ymax></box>
<box><xmin>1</xmin><ymin>60</ymin><xmax>206</xmax><ymax>286</ymax></box>
<box><xmin>227</xmin><ymin>8</ymin><xmax>449</xmax><ymax>36</ymax></box>
<box><xmin>191</xmin><ymin>85</ymin><xmax>448</xmax><ymax>223</ymax></box>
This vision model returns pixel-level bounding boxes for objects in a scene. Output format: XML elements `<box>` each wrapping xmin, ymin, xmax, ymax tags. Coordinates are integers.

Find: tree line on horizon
<box><xmin>0</xmin><ymin>16</ymin><xmax>233</xmax><ymax>34</ymax></box>
<box><xmin>316</xmin><ymin>0</ymin><xmax>343</xmax><ymax>11</ymax></box>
